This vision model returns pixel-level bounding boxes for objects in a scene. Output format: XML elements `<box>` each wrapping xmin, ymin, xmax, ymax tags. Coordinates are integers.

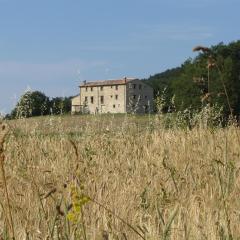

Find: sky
<box><xmin>0</xmin><ymin>0</ymin><xmax>240</xmax><ymax>114</ymax></box>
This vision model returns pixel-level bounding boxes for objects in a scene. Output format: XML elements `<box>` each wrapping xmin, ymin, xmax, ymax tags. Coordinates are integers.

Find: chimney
<box><xmin>124</xmin><ymin>77</ymin><xmax>127</xmax><ymax>83</ymax></box>
<box><xmin>83</xmin><ymin>80</ymin><xmax>87</xmax><ymax>85</ymax></box>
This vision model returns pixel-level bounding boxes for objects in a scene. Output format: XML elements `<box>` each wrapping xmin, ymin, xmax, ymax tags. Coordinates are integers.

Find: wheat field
<box><xmin>0</xmin><ymin>114</ymin><xmax>240</xmax><ymax>239</ymax></box>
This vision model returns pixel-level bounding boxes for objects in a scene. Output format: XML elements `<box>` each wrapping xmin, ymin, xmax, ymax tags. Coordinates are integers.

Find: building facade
<box><xmin>71</xmin><ymin>95</ymin><xmax>81</xmax><ymax>114</ymax></box>
<box><xmin>71</xmin><ymin>77</ymin><xmax>154</xmax><ymax>114</ymax></box>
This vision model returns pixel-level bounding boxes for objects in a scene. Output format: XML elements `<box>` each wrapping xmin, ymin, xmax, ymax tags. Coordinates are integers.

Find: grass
<box><xmin>0</xmin><ymin>114</ymin><xmax>240</xmax><ymax>239</ymax></box>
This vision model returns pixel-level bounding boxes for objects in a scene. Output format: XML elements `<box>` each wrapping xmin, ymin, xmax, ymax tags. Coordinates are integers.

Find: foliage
<box><xmin>9</xmin><ymin>91</ymin><xmax>72</xmax><ymax>119</ymax></box>
<box><xmin>50</xmin><ymin>97</ymin><xmax>71</xmax><ymax>115</ymax></box>
<box><xmin>144</xmin><ymin>40</ymin><xmax>240</xmax><ymax>118</ymax></box>
<box><xmin>143</xmin><ymin>67</ymin><xmax>182</xmax><ymax>112</ymax></box>
<box><xmin>171</xmin><ymin>59</ymin><xmax>202</xmax><ymax>111</ymax></box>
<box><xmin>10</xmin><ymin>91</ymin><xmax>50</xmax><ymax>118</ymax></box>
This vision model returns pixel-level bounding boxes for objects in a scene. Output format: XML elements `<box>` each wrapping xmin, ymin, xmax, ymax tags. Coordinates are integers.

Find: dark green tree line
<box><xmin>8</xmin><ymin>91</ymin><xmax>72</xmax><ymax>119</ymax></box>
<box><xmin>144</xmin><ymin>40</ymin><xmax>240</xmax><ymax>117</ymax></box>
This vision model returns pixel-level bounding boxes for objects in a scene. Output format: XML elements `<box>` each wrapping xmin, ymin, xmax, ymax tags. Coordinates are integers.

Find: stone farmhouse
<box><xmin>71</xmin><ymin>77</ymin><xmax>154</xmax><ymax>114</ymax></box>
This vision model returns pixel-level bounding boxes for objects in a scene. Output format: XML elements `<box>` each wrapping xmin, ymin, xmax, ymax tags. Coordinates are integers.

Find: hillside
<box><xmin>143</xmin><ymin>40</ymin><xmax>240</xmax><ymax>116</ymax></box>
<box><xmin>142</xmin><ymin>67</ymin><xmax>183</xmax><ymax>96</ymax></box>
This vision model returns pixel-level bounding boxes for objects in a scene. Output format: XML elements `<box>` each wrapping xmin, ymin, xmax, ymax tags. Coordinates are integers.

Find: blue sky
<box><xmin>0</xmin><ymin>0</ymin><xmax>239</xmax><ymax>113</ymax></box>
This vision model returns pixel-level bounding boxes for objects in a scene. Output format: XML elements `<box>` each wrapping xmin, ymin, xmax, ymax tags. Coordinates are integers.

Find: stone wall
<box><xmin>71</xmin><ymin>95</ymin><xmax>81</xmax><ymax>113</ymax></box>
<box><xmin>76</xmin><ymin>79</ymin><xmax>154</xmax><ymax>114</ymax></box>
<box><xmin>126</xmin><ymin>79</ymin><xmax>154</xmax><ymax>113</ymax></box>
<box><xmin>80</xmin><ymin>84</ymin><xmax>126</xmax><ymax>114</ymax></box>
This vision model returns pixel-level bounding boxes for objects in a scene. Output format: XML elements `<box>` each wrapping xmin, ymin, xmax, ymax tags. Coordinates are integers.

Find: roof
<box><xmin>71</xmin><ymin>94</ymin><xmax>80</xmax><ymax>100</ymax></box>
<box><xmin>79</xmin><ymin>77</ymin><xmax>138</xmax><ymax>87</ymax></box>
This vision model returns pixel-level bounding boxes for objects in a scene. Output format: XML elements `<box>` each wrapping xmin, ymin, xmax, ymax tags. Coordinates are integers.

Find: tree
<box><xmin>143</xmin><ymin>40</ymin><xmax>240</xmax><ymax>117</ymax></box>
<box><xmin>170</xmin><ymin>41</ymin><xmax>240</xmax><ymax>116</ymax></box>
<box><xmin>50</xmin><ymin>97</ymin><xmax>71</xmax><ymax>115</ymax></box>
<box><xmin>143</xmin><ymin>67</ymin><xmax>183</xmax><ymax>112</ymax></box>
<box><xmin>171</xmin><ymin>59</ymin><xmax>202</xmax><ymax>111</ymax></box>
<box><xmin>11</xmin><ymin>91</ymin><xmax>50</xmax><ymax>118</ymax></box>
<box><xmin>190</xmin><ymin>41</ymin><xmax>240</xmax><ymax>116</ymax></box>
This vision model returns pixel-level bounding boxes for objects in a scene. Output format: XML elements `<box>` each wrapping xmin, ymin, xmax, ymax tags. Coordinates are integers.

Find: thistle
<box><xmin>192</xmin><ymin>45</ymin><xmax>211</xmax><ymax>53</ymax></box>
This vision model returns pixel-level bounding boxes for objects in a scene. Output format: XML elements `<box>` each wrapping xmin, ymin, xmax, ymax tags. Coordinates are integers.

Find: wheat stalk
<box><xmin>0</xmin><ymin>122</ymin><xmax>15</xmax><ymax>240</ymax></box>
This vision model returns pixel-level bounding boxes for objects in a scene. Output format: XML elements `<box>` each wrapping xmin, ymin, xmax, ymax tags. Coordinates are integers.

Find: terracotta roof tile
<box><xmin>79</xmin><ymin>78</ymin><xmax>137</xmax><ymax>87</ymax></box>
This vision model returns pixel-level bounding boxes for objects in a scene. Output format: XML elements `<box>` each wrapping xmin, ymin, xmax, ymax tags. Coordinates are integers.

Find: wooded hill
<box><xmin>143</xmin><ymin>40</ymin><xmax>240</xmax><ymax>116</ymax></box>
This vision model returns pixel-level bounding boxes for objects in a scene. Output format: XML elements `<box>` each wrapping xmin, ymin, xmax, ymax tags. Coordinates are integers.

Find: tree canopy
<box><xmin>10</xmin><ymin>91</ymin><xmax>50</xmax><ymax>118</ymax></box>
<box><xmin>144</xmin><ymin>40</ymin><xmax>240</xmax><ymax>116</ymax></box>
<box><xmin>9</xmin><ymin>91</ymin><xmax>72</xmax><ymax>119</ymax></box>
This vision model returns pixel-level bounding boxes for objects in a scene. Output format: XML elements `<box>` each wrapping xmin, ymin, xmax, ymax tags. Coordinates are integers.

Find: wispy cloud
<box><xmin>0</xmin><ymin>59</ymin><xmax>108</xmax><ymax>113</ymax></box>
<box><xmin>0</xmin><ymin>59</ymin><xmax>107</xmax><ymax>81</ymax></box>
<box><xmin>166</xmin><ymin>0</ymin><xmax>219</xmax><ymax>8</ymax></box>
<box><xmin>166</xmin><ymin>28</ymin><xmax>213</xmax><ymax>41</ymax></box>
<box><xmin>132</xmin><ymin>24</ymin><xmax>214</xmax><ymax>42</ymax></box>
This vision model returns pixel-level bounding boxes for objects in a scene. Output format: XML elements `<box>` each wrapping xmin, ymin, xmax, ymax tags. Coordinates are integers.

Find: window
<box><xmin>139</xmin><ymin>84</ymin><xmax>142</xmax><ymax>90</ymax></box>
<box><xmin>100</xmin><ymin>86</ymin><xmax>104</xmax><ymax>91</ymax></box>
<box><xmin>85</xmin><ymin>87</ymin><xmax>88</xmax><ymax>92</ymax></box>
<box><xmin>145</xmin><ymin>96</ymin><xmax>148</xmax><ymax>99</ymax></box>
<box><xmin>115</xmin><ymin>95</ymin><xmax>118</xmax><ymax>100</ymax></box>
<box><xmin>115</xmin><ymin>85</ymin><xmax>118</xmax><ymax>90</ymax></box>
<box><xmin>133</xmin><ymin>95</ymin><xmax>136</xmax><ymax>100</ymax></box>
<box><xmin>133</xmin><ymin>84</ymin><xmax>136</xmax><ymax>89</ymax></box>
<box><xmin>91</xmin><ymin>96</ymin><xmax>94</xmax><ymax>104</ymax></box>
<box><xmin>100</xmin><ymin>96</ymin><xmax>104</xmax><ymax>104</ymax></box>
<box><xmin>111</xmin><ymin>85</ymin><xmax>113</xmax><ymax>89</ymax></box>
<box><xmin>91</xmin><ymin>87</ymin><xmax>93</xmax><ymax>92</ymax></box>
<box><xmin>110</xmin><ymin>95</ymin><xmax>113</xmax><ymax>98</ymax></box>
<box><xmin>85</xmin><ymin>96</ymin><xmax>88</xmax><ymax>102</ymax></box>
<box><xmin>113</xmin><ymin>104</ymin><xmax>116</xmax><ymax>108</ymax></box>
